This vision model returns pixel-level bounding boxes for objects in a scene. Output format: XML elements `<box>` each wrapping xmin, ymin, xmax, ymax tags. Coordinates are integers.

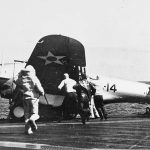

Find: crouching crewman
<box><xmin>15</xmin><ymin>65</ymin><xmax>44</xmax><ymax>135</ymax></box>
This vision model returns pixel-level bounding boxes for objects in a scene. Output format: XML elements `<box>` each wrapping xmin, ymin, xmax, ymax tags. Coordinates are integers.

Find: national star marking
<box><xmin>37</xmin><ymin>51</ymin><xmax>66</xmax><ymax>65</ymax></box>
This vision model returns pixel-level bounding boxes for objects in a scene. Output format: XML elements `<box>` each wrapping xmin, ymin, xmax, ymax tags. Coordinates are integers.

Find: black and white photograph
<box><xmin>0</xmin><ymin>0</ymin><xmax>150</xmax><ymax>149</ymax></box>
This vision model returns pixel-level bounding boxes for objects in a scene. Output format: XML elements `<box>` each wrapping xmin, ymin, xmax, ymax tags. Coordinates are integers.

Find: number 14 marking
<box><xmin>106</xmin><ymin>84</ymin><xmax>117</xmax><ymax>92</ymax></box>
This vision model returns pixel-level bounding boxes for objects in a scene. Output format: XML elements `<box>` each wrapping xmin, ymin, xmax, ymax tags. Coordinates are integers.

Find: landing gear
<box><xmin>9</xmin><ymin>104</ymin><xmax>24</xmax><ymax>121</ymax></box>
<box><xmin>8</xmin><ymin>90</ymin><xmax>24</xmax><ymax>121</ymax></box>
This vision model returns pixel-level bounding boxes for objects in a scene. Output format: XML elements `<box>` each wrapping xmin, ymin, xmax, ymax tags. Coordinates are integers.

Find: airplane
<box><xmin>0</xmin><ymin>35</ymin><xmax>87</xmax><ymax>121</ymax></box>
<box><xmin>0</xmin><ymin>34</ymin><xmax>150</xmax><ymax>122</ymax></box>
<box><xmin>88</xmin><ymin>75</ymin><xmax>150</xmax><ymax>104</ymax></box>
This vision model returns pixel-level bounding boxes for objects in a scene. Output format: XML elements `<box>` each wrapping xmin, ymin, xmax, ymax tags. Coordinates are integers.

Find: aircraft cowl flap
<box><xmin>26</xmin><ymin>35</ymin><xmax>86</xmax><ymax>95</ymax></box>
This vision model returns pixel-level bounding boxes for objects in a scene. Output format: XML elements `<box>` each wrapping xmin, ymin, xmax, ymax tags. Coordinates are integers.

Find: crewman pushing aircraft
<box><xmin>58</xmin><ymin>73</ymin><xmax>78</xmax><ymax>119</ymax></box>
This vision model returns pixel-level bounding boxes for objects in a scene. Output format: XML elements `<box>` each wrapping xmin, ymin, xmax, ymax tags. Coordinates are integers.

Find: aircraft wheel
<box><xmin>10</xmin><ymin>105</ymin><xmax>24</xmax><ymax>121</ymax></box>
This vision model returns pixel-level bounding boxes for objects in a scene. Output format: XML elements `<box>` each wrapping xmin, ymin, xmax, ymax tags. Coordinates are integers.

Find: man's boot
<box><xmin>25</xmin><ymin>122</ymin><xmax>33</xmax><ymax>135</ymax></box>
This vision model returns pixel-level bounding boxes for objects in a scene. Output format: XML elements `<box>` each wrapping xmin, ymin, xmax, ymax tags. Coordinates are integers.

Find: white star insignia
<box><xmin>37</xmin><ymin>51</ymin><xmax>66</xmax><ymax>65</ymax></box>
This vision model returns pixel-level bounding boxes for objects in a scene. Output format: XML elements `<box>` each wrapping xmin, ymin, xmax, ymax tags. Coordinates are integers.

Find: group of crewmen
<box><xmin>14</xmin><ymin>65</ymin><xmax>107</xmax><ymax>135</ymax></box>
<box><xmin>58</xmin><ymin>73</ymin><xmax>107</xmax><ymax>123</ymax></box>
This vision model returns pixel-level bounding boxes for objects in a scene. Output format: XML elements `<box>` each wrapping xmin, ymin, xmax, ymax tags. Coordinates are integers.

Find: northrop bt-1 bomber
<box><xmin>0</xmin><ymin>34</ymin><xmax>150</xmax><ymax>121</ymax></box>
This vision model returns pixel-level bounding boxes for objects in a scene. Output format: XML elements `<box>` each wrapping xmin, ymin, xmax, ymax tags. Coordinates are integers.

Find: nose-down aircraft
<box><xmin>0</xmin><ymin>34</ymin><xmax>150</xmax><ymax>121</ymax></box>
<box><xmin>1</xmin><ymin>35</ymin><xmax>87</xmax><ymax>120</ymax></box>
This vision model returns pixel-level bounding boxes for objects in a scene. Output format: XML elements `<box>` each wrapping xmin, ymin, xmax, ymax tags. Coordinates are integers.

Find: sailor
<box><xmin>58</xmin><ymin>73</ymin><xmax>77</xmax><ymax>119</ymax></box>
<box><xmin>75</xmin><ymin>74</ymin><xmax>93</xmax><ymax>124</ymax></box>
<box><xmin>15</xmin><ymin>65</ymin><xmax>44</xmax><ymax>134</ymax></box>
<box><xmin>89</xmin><ymin>75</ymin><xmax>107</xmax><ymax>120</ymax></box>
<box><xmin>85</xmin><ymin>75</ymin><xmax>99</xmax><ymax>119</ymax></box>
<box><xmin>89</xmin><ymin>96</ymin><xmax>99</xmax><ymax>119</ymax></box>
